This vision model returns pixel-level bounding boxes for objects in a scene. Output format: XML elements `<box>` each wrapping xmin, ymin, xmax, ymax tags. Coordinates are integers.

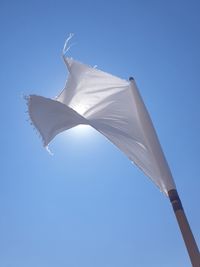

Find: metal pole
<box><xmin>168</xmin><ymin>189</ymin><xmax>200</xmax><ymax>267</ymax></box>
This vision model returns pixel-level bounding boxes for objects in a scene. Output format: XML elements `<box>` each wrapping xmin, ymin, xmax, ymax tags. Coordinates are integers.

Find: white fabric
<box><xmin>28</xmin><ymin>56</ymin><xmax>176</xmax><ymax>195</ymax></box>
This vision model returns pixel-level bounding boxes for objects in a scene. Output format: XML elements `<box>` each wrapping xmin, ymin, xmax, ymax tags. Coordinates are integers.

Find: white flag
<box><xmin>27</xmin><ymin>56</ymin><xmax>176</xmax><ymax>195</ymax></box>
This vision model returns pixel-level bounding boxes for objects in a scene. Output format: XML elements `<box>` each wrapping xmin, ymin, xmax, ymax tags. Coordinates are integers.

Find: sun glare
<box><xmin>68</xmin><ymin>124</ymin><xmax>96</xmax><ymax>137</ymax></box>
<box><xmin>73</xmin><ymin>124</ymin><xmax>92</xmax><ymax>134</ymax></box>
<box><xmin>58</xmin><ymin>124</ymin><xmax>97</xmax><ymax>146</ymax></box>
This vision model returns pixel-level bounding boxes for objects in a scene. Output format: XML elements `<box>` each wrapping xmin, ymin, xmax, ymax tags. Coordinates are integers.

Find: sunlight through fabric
<box><xmin>70</xmin><ymin>124</ymin><xmax>95</xmax><ymax>137</ymax></box>
<box><xmin>27</xmin><ymin>50</ymin><xmax>176</xmax><ymax>195</ymax></box>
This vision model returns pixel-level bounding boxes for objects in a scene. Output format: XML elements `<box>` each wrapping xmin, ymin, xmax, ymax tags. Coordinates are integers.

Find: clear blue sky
<box><xmin>0</xmin><ymin>0</ymin><xmax>199</xmax><ymax>266</ymax></box>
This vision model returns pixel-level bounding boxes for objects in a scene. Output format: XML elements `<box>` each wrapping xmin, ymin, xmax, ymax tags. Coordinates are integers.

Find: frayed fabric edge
<box><xmin>45</xmin><ymin>145</ymin><xmax>54</xmax><ymax>156</ymax></box>
<box><xmin>24</xmin><ymin>95</ymin><xmax>53</xmax><ymax>155</ymax></box>
<box><xmin>63</xmin><ymin>33</ymin><xmax>74</xmax><ymax>56</ymax></box>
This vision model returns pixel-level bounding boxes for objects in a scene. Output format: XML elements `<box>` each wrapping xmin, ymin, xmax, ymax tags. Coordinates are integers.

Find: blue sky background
<box><xmin>0</xmin><ymin>0</ymin><xmax>199</xmax><ymax>266</ymax></box>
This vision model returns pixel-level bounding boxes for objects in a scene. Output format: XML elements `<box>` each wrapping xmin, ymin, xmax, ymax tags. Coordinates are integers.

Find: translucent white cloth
<box><xmin>28</xmin><ymin>56</ymin><xmax>176</xmax><ymax>195</ymax></box>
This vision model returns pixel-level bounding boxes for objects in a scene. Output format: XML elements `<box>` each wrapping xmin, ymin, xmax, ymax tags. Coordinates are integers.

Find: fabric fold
<box><xmin>28</xmin><ymin>95</ymin><xmax>88</xmax><ymax>146</ymax></box>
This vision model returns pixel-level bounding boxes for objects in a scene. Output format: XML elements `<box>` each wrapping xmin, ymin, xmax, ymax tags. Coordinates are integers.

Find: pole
<box><xmin>128</xmin><ymin>78</ymin><xmax>199</xmax><ymax>264</ymax></box>
<box><xmin>168</xmin><ymin>189</ymin><xmax>200</xmax><ymax>267</ymax></box>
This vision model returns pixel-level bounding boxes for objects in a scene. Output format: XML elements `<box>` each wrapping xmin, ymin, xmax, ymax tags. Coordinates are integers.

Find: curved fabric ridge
<box><xmin>27</xmin><ymin>56</ymin><xmax>176</xmax><ymax>195</ymax></box>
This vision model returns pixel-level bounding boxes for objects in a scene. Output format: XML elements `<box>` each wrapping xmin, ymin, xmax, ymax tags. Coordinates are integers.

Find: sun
<box><xmin>68</xmin><ymin>124</ymin><xmax>96</xmax><ymax>137</ymax></box>
<box><xmin>73</xmin><ymin>124</ymin><xmax>92</xmax><ymax>134</ymax></box>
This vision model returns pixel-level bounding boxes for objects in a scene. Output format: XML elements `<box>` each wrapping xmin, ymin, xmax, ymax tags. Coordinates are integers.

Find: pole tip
<box><xmin>129</xmin><ymin>77</ymin><xmax>134</xmax><ymax>81</ymax></box>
